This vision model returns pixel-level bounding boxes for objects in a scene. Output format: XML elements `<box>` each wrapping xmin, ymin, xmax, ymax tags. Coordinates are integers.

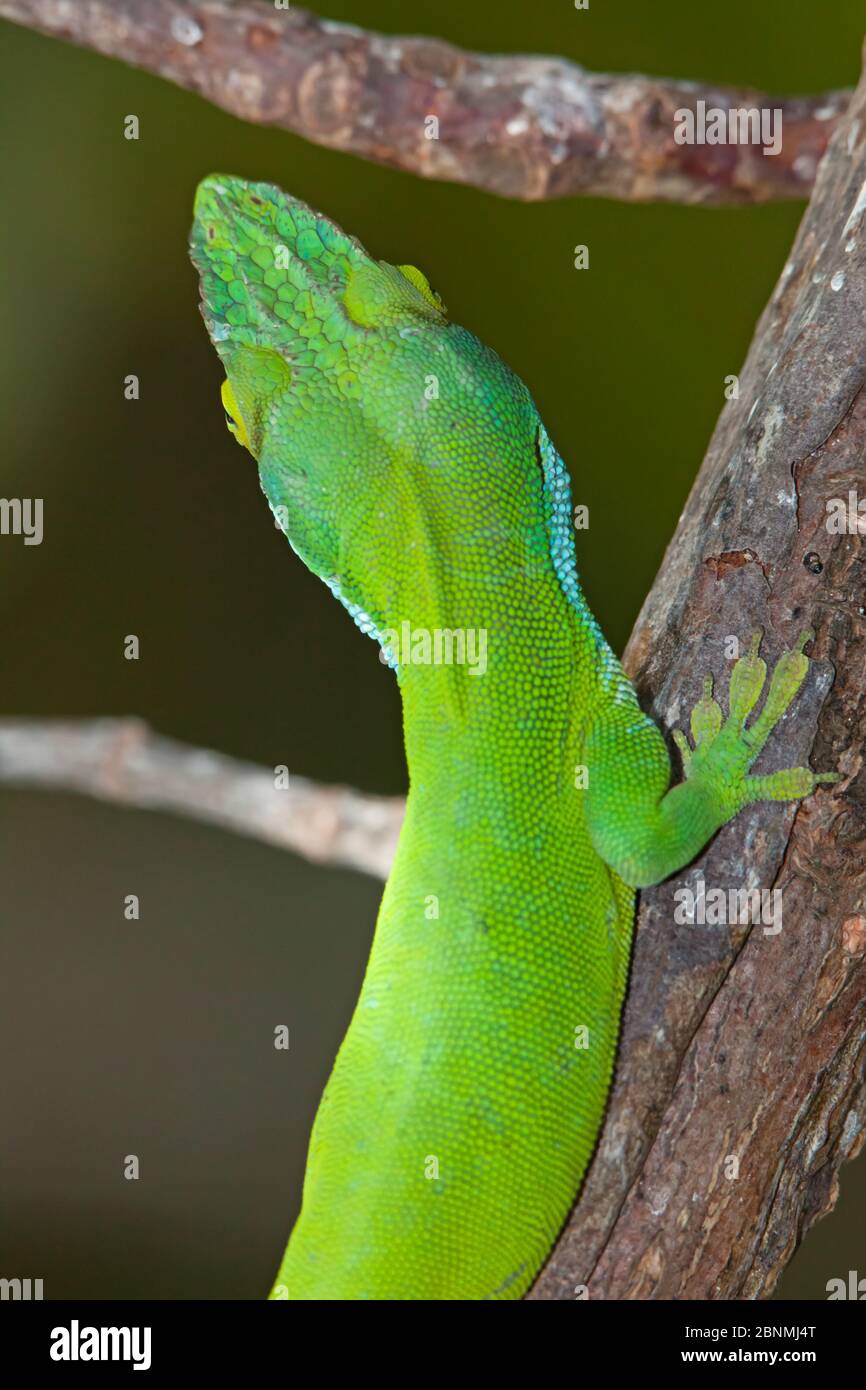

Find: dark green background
<box><xmin>1</xmin><ymin>1</ymin><xmax>863</xmax><ymax>1299</ymax></box>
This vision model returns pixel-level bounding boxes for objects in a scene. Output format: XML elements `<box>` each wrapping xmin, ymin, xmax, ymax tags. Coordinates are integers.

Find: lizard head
<box><xmin>190</xmin><ymin>174</ymin><xmax>540</xmax><ymax>651</ymax></box>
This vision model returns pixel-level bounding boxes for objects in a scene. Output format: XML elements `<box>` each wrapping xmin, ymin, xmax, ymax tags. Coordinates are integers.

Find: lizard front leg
<box><xmin>583</xmin><ymin>630</ymin><xmax>837</xmax><ymax>889</ymax></box>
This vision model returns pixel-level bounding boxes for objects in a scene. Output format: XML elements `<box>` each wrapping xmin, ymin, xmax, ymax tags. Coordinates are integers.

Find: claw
<box><xmin>745</xmin><ymin>764</ymin><xmax>839</xmax><ymax>803</ymax></box>
<box><xmin>672</xmin><ymin>728</ymin><xmax>692</xmax><ymax>772</ymax></box>
<box><xmin>728</xmin><ymin>629</ymin><xmax>767</xmax><ymax>725</ymax></box>
<box><xmin>742</xmin><ymin>635</ymin><xmax>811</xmax><ymax>755</ymax></box>
<box><xmin>690</xmin><ymin>677</ymin><xmax>722</xmax><ymax>746</ymax></box>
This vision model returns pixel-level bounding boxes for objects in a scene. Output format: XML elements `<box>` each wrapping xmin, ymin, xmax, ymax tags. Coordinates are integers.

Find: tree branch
<box><xmin>0</xmin><ymin>717</ymin><xmax>403</xmax><ymax>879</ymax></box>
<box><xmin>530</xmin><ymin>46</ymin><xmax>866</xmax><ymax>1300</ymax></box>
<box><xmin>0</xmin><ymin>0</ymin><xmax>849</xmax><ymax>204</ymax></box>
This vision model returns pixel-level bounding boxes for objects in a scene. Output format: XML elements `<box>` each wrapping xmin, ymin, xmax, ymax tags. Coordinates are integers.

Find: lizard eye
<box><xmin>396</xmin><ymin>264</ymin><xmax>446</xmax><ymax>314</ymax></box>
<box><xmin>220</xmin><ymin>378</ymin><xmax>252</xmax><ymax>451</ymax></box>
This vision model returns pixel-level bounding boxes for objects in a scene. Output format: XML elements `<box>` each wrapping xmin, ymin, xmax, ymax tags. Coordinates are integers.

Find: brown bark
<box><xmin>0</xmin><ymin>0</ymin><xmax>849</xmax><ymax>205</ymax></box>
<box><xmin>530</xmin><ymin>45</ymin><xmax>866</xmax><ymax>1301</ymax></box>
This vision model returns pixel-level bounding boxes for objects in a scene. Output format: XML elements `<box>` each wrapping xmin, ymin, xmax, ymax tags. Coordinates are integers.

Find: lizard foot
<box><xmin>671</xmin><ymin>629</ymin><xmax>839</xmax><ymax>813</ymax></box>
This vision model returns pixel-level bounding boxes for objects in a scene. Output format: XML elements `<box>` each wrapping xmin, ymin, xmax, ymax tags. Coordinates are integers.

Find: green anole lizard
<box><xmin>189</xmin><ymin>174</ymin><xmax>836</xmax><ymax>1301</ymax></box>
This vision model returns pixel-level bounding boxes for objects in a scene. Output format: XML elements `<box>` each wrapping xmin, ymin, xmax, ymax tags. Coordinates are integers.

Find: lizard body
<box><xmin>189</xmin><ymin>175</ymin><xmax>834</xmax><ymax>1300</ymax></box>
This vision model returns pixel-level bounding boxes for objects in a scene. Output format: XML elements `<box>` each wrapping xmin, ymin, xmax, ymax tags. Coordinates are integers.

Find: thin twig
<box><xmin>0</xmin><ymin>717</ymin><xmax>403</xmax><ymax>878</ymax></box>
<box><xmin>0</xmin><ymin>0</ymin><xmax>849</xmax><ymax>204</ymax></box>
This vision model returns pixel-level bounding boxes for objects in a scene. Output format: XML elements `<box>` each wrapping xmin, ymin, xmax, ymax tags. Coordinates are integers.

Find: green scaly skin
<box><xmin>189</xmin><ymin>175</ymin><xmax>836</xmax><ymax>1300</ymax></box>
